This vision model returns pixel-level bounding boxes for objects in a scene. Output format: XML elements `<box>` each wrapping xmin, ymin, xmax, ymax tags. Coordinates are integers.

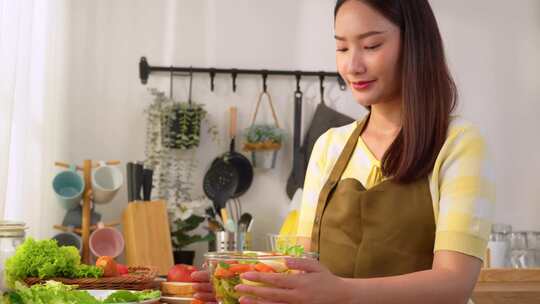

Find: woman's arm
<box><xmin>343</xmin><ymin>250</ymin><xmax>481</xmax><ymax>304</ymax></box>
<box><xmin>235</xmin><ymin>250</ymin><xmax>481</xmax><ymax>304</ymax></box>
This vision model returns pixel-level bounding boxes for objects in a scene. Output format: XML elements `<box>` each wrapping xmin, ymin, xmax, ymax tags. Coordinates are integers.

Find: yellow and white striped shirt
<box><xmin>297</xmin><ymin>116</ymin><xmax>495</xmax><ymax>260</ymax></box>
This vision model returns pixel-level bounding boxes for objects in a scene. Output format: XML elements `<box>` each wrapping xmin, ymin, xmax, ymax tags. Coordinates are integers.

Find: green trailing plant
<box><xmin>144</xmin><ymin>88</ymin><xmax>218</xmax><ymax>251</ymax></box>
<box><xmin>162</xmin><ymin>103</ymin><xmax>206</xmax><ymax>150</ymax></box>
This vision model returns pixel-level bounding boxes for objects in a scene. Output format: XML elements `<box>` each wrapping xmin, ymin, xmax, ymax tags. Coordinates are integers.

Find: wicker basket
<box><xmin>24</xmin><ymin>266</ymin><xmax>159</xmax><ymax>291</ymax></box>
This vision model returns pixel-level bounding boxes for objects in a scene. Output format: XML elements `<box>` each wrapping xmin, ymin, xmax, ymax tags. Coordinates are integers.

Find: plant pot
<box><xmin>173</xmin><ymin>250</ymin><xmax>195</xmax><ymax>265</ymax></box>
<box><xmin>251</xmin><ymin>150</ymin><xmax>279</xmax><ymax>169</ymax></box>
<box><xmin>163</xmin><ymin>105</ymin><xmax>204</xmax><ymax>150</ymax></box>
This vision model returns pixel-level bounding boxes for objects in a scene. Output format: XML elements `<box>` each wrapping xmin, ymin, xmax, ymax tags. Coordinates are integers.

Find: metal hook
<box><xmin>169</xmin><ymin>66</ymin><xmax>174</xmax><ymax>99</ymax></box>
<box><xmin>295</xmin><ymin>72</ymin><xmax>302</xmax><ymax>93</ymax></box>
<box><xmin>232</xmin><ymin>69</ymin><xmax>238</xmax><ymax>92</ymax></box>
<box><xmin>210</xmin><ymin>69</ymin><xmax>216</xmax><ymax>92</ymax></box>
<box><xmin>319</xmin><ymin>73</ymin><xmax>326</xmax><ymax>104</ymax></box>
<box><xmin>188</xmin><ymin>67</ymin><xmax>193</xmax><ymax>105</ymax></box>
<box><xmin>262</xmin><ymin>71</ymin><xmax>268</xmax><ymax>93</ymax></box>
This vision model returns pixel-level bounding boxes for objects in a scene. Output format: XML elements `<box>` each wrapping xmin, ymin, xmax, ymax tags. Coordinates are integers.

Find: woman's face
<box><xmin>335</xmin><ymin>0</ymin><xmax>402</xmax><ymax>107</ymax></box>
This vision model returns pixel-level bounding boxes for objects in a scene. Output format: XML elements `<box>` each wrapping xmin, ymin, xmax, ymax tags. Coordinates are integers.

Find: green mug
<box><xmin>52</xmin><ymin>165</ymin><xmax>85</xmax><ymax>210</ymax></box>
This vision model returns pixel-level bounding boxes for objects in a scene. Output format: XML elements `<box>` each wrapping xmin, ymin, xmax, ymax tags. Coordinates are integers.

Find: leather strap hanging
<box><xmin>250</xmin><ymin>91</ymin><xmax>281</xmax><ymax>129</ymax></box>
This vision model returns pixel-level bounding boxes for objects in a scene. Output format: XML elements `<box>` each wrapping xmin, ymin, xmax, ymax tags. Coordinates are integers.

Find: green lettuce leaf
<box><xmin>4</xmin><ymin>238</ymin><xmax>103</xmax><ymax>287</ymax></box>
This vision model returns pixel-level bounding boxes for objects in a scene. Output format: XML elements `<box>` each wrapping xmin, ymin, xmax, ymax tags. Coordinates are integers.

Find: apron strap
<box><xmin>311</xmin><ymin>115</ymin><xmax>369</xmax><ymax>252</ymax></box>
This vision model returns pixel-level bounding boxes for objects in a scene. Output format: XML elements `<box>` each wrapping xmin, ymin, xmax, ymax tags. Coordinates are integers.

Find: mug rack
<box><xmin>53</xmin><ymin>160</ymin><xmax>120</xmax><ymax>264</ymax></box>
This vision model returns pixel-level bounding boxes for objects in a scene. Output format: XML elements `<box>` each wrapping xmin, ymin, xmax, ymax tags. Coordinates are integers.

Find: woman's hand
<box><xmin>234</xmin><ymin>258</ymin><xmax>352</xmax><ymax>304</ymax></box>
<box><xmin>192</xmin><ymin>269</ymin><xmax>217</xmax><ymax>304</ymax></box>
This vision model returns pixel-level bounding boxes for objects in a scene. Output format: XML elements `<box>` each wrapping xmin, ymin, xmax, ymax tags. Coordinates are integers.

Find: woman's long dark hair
<box><xmin>335</xmin><ymin>0</ymin><xmax>458</xmax><ymax>183</ymax></box>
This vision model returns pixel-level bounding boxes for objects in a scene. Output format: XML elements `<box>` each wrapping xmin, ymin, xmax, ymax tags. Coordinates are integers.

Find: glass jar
<box><xmin>0</xmin><ymin>221</ymin><xmax>27</xmax><ymax>291</ymax></box>
<box><xmin>487</xmin><ymin>223</ymin><xmax>512</xmax><ymax>268</ymax></box>
<box><xmin>528</xmin><ymin>231</ymin><xmax>540</xmax><ymax>267</ymax></box>
<box><xmin>509</xmin><ymin>231</ymin><xmax>536</xmax><ymax>268</ymax></box>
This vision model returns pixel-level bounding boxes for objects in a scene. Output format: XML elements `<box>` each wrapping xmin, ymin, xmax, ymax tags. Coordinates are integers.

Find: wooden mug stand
<box><xmin>53</xmin><ymin>160</ymin><xmax>120</xmax><ymax>264</ymax></box>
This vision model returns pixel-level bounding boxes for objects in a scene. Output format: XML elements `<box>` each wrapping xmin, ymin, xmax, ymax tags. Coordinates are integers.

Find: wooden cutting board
<box><xmin>122</xmin><ymin>200</ymin><xmax>174</xmax><ymax>276</ymax></box>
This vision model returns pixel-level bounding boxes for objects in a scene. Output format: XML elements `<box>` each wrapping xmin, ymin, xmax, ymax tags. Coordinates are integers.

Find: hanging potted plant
<box><xmin>162</xmin><ymin>102</ymin><xmax>206</xmax><ymax>150</ymax></box>
<box><xmin>243</xmin><ymin>91</ymin><xmax>285</xmax><ymax>169</ymax></box>
<box><xmin>161</xmin><ymin>71</ymin><xmax>212</xmax><ymax>150</ymax></box>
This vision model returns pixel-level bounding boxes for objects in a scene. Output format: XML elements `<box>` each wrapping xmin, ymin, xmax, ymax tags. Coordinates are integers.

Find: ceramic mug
<box><xmin>52</xmin><ymin>229</ymin><xmax>82</xmax><ymax>252</ymax></box>
<box><xmin>92</xmin><ymin>162</ymin><xmax>123</xmax><ymax>204</ymax></box>
<box><xmin>52</xmin><ymin>165</ymin><xmax>85</xmax><ymax>210</ymax></box>
<box><xmin>89</xmin><ymin>222</ymin><xmax>124</xmax><ymax>258</ymax></box>
<box><xmin>62</xmin><ymin>204</ymin><xmax>102</xmax><ymax>228</ymax></box>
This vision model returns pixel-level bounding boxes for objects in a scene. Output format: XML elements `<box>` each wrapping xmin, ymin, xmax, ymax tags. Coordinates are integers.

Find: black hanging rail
<box><xmin>139</xmin><ymin>56</ymin><xmax>347</xmax><ymax>92</ymax></box>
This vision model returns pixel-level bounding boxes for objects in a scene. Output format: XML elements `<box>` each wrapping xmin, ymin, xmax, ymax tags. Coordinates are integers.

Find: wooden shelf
<box><xmin>473</xmin><ymin>269</ymin><xmax>540</xmax><ymax>304</ymax></box>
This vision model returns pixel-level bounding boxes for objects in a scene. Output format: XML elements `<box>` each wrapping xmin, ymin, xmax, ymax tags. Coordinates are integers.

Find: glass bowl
<box><xmin>266</xmin><ymin>233</ymin><xmax>304</xmax><ymax>253</ymax></box>
<box><xmin>204</xmin><ymin>251</ymin><xmax>317</xmax><ymax>304</ymax></box>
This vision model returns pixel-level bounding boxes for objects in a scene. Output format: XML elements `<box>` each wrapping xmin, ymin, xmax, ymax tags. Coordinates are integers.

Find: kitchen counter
<box><xmin>472</xmin><ymin>268</ymin><xmax>540</xmax><ymax>304</ymax></box>
<box><xmin>155</xmin><ymin>269</ymin><xmax>540</xmax><ymax>303</ymax></box>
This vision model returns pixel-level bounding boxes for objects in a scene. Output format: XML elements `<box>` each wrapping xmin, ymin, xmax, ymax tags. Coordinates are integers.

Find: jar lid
<box><xmin>0</xmin><ymin>221</ymin><xmax>27</xmax><ymax>236</ymax></box>
<box><xmin>0</xmin><ymin>229</ymin><xmax>26</xmax><ymax>237</ymax></box>
<box><xmin>0</xmin><ymin>220</ymin><xmax>26</xmax><ymax>227</ymax></box>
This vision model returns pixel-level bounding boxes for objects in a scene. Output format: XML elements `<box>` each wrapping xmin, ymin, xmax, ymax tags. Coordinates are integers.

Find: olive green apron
<box><xmin>311</xmin><ymin>118</ymin><xmax>436</xmax><ymax>278</ymax></box>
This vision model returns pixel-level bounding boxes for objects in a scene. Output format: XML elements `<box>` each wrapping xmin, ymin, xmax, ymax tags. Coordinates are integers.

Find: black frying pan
<box><xmin>223</xmin><ymin>107</ymin><xmax>253</xmax><ymax>198</ymax></box>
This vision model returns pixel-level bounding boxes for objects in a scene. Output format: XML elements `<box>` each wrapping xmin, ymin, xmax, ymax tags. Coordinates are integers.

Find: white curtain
<box><xmin>0</xmin><ymin>0</ymin><xmax>69</xmax><ymax>238</ymax></box>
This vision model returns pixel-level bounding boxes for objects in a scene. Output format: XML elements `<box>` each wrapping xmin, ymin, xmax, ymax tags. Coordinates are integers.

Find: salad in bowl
<box><xmin>204</xmin><ymin>251</ymin><xmax>317</xmax><ymax>304</ymax></box>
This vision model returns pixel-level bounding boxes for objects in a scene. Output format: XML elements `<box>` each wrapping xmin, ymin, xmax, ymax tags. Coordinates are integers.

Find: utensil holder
<box><xmin>215</xmin><ymin>231</ymin><xmax>251</xmax><ymax>252</ymax></box>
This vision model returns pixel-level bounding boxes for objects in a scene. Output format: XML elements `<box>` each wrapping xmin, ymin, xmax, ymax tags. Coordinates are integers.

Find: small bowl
<box><xmin>205</xmin><ymin>251</ymin><xmax>317</xmax><ymax>304</ymax></box>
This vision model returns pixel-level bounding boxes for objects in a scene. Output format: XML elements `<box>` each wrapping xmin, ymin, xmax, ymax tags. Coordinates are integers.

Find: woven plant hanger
<box><xmin>244</xmin><ymin>91</ymin><xmax>282</xmax><ymax>151</ymax></box>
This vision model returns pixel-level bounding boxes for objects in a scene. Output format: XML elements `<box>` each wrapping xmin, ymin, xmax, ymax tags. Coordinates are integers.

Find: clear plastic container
<box><xmin>205</xmin><ymin>251</ymin><xmax>317</xmax><ymax>304</ymax></box>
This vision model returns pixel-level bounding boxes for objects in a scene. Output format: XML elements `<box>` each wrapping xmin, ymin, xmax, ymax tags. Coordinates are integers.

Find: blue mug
<box><xmin>52</xmin><ymin>165</ymin><xmax>85</xmax><ymax>210</ymax></box>
<box><xmin>52</xmin><ymin>230</ymin><xmax>82</xmax><ymax>253</ymax></box>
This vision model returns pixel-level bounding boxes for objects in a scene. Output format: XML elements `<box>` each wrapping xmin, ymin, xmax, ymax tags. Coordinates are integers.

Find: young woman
<box><xmin>193</xmin><ymin>0</ymin><xmax>494</xmax><ymax>303</ymax></box>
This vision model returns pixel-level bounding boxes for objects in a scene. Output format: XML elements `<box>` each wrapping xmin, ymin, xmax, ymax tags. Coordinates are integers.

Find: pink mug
<box><xmin>89</xmin><ymin>222</ymin><xmax>124</xmax><ymax>259</ymax></box>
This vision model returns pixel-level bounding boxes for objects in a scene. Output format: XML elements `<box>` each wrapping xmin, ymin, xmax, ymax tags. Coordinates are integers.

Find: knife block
<box><xmin>122</xmin><ymin>200</ymin><xmax>174</xmax><ymax>275</ymax></box>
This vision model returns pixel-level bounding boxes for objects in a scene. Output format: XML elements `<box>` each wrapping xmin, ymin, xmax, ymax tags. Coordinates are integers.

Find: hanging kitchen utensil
<box><xmin>203</xmin><ymin>161</ymin><xmax>238</xmax><ymax>216</ymax></box>
<box><xmin>223</xmin><ymin>107</ymin><xmax>253</xmax><ymax>198</ymax></box>
<box><xmin>286</xmin><ymin>74</ymin><xmax>304</xmax><ymax>198</ymax></box>
<box><xmin>285</xmin><ymin>74</ymin><xmax>355</xmax><ymax>199</ymax></box>
<box><xmin>204</xmin><ymin>107</ymin><xmax>252</xmax><ymax>218</ymax></box>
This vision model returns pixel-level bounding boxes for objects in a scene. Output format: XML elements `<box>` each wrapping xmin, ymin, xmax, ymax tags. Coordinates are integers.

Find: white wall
<box><xmin>38</xmin><ymin>0</ymin><xmax>540</xmax><ymax>266</ymax></box>
<box><xmin>431</xmin><ymin>0</ymin><xmax>540</xmax><ymax>230</ymax></box>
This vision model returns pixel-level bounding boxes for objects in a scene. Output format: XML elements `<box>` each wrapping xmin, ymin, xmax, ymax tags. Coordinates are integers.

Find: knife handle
<box><xmin>133</xmin><ymin>163</ymin><xmax>144</xmax><ymax>201</ymax></box>
<box><xmin>126</xmin><ymin>163</ymin><xmax>134</xmax><ymax>202</ymax></box>
<box><xmin>142</xmin><ymin>169</ymin><xmax>153</xmax><ymax>201</ymax></box>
